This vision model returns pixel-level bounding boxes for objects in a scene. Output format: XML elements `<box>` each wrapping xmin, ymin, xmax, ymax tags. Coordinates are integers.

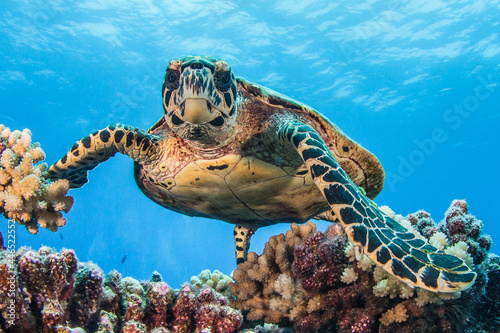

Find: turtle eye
<box><xmin>215</xmin><ymin>70</ymin><xmax>232</xmax><ymax>92</ymax></box>
<box><xmin>171</xmin><ymin>113</ymin><xmax>184</xmax><ymax>126</ymax></box>
<box><xmin>221</xmin><ymin>73</ymin><xmax>230</xmax><ymax>84</ymax></box>
<box><xmin>164</xmin><ymin>69</ymin><xmax>180</xmax><ymax>90</ymax></box>
<box><xmin>209</xmin><ymin>116</ymin><xmax>225</xmax><ymax>127</ymax></box>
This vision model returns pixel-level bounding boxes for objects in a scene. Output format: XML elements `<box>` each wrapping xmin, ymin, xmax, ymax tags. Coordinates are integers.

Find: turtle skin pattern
<box><xmin>279</xmin><ymin>121</ymin><xmax>476</xmax><ymax>292</ymax></box>
<box><xmin>49</xmin><ymin>124</ymin><xmax>159</xmax><ymax>188</ymax></box>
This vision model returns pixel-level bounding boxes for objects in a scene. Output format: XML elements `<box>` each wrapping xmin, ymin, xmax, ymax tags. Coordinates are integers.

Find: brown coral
<box><xmin>229</xmin><ymin>221</ymin><xmax>316</xmax><ymax>325</ymax></box>
<box><xmin>0</xmin><ymin>124</ymin><xmax>74</xmax><ymax>233</ymax></box>
<box><xmin>1</xmin><ymin>246</ymin><xmax>78</xmax><ymax>332</ymax></box>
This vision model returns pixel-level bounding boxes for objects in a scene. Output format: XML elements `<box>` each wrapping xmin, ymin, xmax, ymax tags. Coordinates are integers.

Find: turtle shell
<box><xmin>236</xmin><ymin>77</ymin><xmax>384</xmax><ymax>199</ymax></box>
<box><xmin>148</xmin><ymin>77</ymin><xmax>384</xmax><ymax>199</ymax></box>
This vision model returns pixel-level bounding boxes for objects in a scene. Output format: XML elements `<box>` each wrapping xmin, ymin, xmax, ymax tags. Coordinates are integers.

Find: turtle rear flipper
<box><xmin>279</xmin><ymin>121</ymin><xmax>476</xmax><ymax>292</ymax></box>
<box><xmin>48</xmin><ymin>124</ymin><xmax>159</xmax><ymax>188</ymax></box>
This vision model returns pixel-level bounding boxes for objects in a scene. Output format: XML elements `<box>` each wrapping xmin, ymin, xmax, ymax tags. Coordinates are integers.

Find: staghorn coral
<box><xmin>230</xmin><ymin>201</ymin><xmax>499</xmax><ymax>333</ymax></box>
<box><xmin>0</xmin><ymin>124</ymin><xmax>74</xmax><ymax>233</ymax></box>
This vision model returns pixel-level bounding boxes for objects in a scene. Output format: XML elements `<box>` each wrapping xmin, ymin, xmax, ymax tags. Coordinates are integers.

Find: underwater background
<box><xmin>0</xmin><ymin>0</ymin><xmax>499</xmax><ymax>290</ymax></box>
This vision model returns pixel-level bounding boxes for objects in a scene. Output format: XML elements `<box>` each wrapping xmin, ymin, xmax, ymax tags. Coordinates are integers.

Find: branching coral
<box><xmin>291</xmin><ymin>224</ymin><xmax>387</xmax><ymax>332</ymax></box>
<box><xmin>229</xmin><ymin>221</ymin><xmax>316</xmax><ymax>324</ymax></box>
<box><xmin>231</xmin><ymin>201</ymin><xmax>499</xmax><ymax>333</ymax></box>
<box><xmin>0</xmin><ymin>124</ymin><xmax>73</xmax><ymax>233</ymax></box>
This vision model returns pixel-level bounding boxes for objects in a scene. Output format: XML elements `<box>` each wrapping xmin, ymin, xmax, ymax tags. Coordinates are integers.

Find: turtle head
<box><xmin>162</xmin><ymin>56</ymin><xmax>238</xmax><ymax>147</ymax></box>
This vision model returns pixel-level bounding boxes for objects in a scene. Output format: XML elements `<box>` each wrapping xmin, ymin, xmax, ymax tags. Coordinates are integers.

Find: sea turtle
<box><xmin>48</xmin><ymin>55</ymin><xmax>476</xmax><ymax>292</ymax></box>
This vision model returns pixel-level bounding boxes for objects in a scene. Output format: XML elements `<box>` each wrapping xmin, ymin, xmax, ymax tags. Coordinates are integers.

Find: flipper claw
<box><xmin>354</xmin><ymin>245</ymin><xmax>363</xmax><ymax>261</ymax></box>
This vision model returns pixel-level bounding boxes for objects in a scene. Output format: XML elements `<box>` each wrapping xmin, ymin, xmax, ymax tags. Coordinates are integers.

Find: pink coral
<box><xmin>442</xmin><ymin>200</ymin><xmax>489</xmax><ymax>265</ymax></box>
<box><xmin>231</xmin><ymin>201</ymin><xmax>499</xmax><ymax>332</ymax></box>
<box><xmin>1</xmin><ymin>243</ymin><xmax>242</xmax><ymax>333</ymax></box>
<box><xmin>172</xmin><ymin>284</ymin><xmax>242</xmax><ymax>333</ymax></box>
<box><xmin>293</xmin><ymin>231</ymin><xmax>349</xmax><ymax>292</ymax></box>
<box><xmin>144</xmin><ymin>280</ymin><xmax>174</xmax><ymax>330</ymax></box>
<box><xmin>171</xmin><ymin>285</ymin><xmax>199</xmax><ymax>332</ymax></box>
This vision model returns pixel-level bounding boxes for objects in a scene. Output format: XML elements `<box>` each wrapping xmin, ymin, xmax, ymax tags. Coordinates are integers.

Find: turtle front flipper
<box><xmin>278</xmin><ymin>121</ymin><xmax>476</xmax><ymax>292</ymax></box>
<box><xmin>48</xmin><ymin>124</ymin><xmax>159</xmax><ymax>188</ymax></box>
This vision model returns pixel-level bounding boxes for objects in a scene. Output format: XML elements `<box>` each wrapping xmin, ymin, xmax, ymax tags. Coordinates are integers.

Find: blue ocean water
<box><xmin>0</xmin><ymin>0</ymin><xmax>499</xmax><ymax>288</ymax></box>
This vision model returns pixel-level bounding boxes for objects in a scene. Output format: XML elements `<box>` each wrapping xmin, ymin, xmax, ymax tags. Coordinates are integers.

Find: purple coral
<box><xmin>290</xmin><ymin>225</ymin><xmax>383</xmax><ymax>332</ymax></box>
<box><xmin>144</xmin><ymin>280</ymin><xmax>174</xmax><ymax>330</ymax></box>
<box><xmin>1</xmin><ymin>199</ymin><xmax>499</xmax><ymax>332</ymax></box>
<box><xmin>441</xmin><ymin>200</ymin><xmax>490</xmax><ymax>265</ymax></box>
<box><xmin>171</xmin><ymin>285</ymin><xmax>199</xmax><ymax>332</ymax></box>
<box><xmin>406</xmin><ymin>210</ymin><xmax>438</xmax><ymax>238</ymax></box>
<box><xmin>172</xmin><ymin>284</ymin><xmax>242</xmax><ymax>333</ymax></box>
<box><xmin>196</xmin><ymin>287</ymin><xmax>242</xmax><ymax>332</ymax></box>
<box><xmin>1</xmin><ymin>243</ymin><xmax>243</xmax><ymax>333</ymax></box>
<box><xmin>293</xmin><ymin>228</ymin><xmax>349</xmax><ymax>292</ymax></box>
<box><xmin>406</xmin><ymin>200</ymin><xmax>490</xmax><ymax>266</ymax></box>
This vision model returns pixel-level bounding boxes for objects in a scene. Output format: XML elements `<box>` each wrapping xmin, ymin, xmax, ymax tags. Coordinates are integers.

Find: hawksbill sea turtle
<box><xmin>48</xmin><ymin>56</ymin><xmax>476</xmax><ymax>292</ymax></box>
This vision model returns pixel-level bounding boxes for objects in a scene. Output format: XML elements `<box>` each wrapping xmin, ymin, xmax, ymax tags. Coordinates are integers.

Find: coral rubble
<box><xmin>0</xmin><ymin>200</ymin><xmax>498</xmax><ymax>332</ymax></box>
<box><xmin>0</xmin><ymin>124</ymin><xmax>73</xmax><ymax>233</ymax></box>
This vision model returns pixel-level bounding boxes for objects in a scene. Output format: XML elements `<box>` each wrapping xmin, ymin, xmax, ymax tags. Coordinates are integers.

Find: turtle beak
<box><xmin>180</xmin><ymin>98</ymin><xmax>213</xmax><ymax>124</ymax></box>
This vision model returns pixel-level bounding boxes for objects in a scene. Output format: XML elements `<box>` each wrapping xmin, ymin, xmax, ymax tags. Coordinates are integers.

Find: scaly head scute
<box><xmin>162</xmin><ymin>56</ymin><xmax>238</xmax><ymax>148</ymax></box>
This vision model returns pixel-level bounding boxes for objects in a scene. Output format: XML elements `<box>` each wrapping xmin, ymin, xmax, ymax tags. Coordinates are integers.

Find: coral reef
<box><xmin>0</xmin><ymin>243</ymin><xmax>242</xmax><ymax>333</ymax></box>
<box><xmin>240</xmin><ymin>324</ymin><xmax>291</xmax><ymax>333</ymax></box>
<box><xmin>0</xmin><ymin>200</ymin><xmax>498</xmax><ymax>332</ymax></box>
<box><xmin>0</xmin><ymin>124</ymin><xmax>73</xmax><ymax>233</ymax></box>
<box><xmin>472</xmin><ymin>253</ymin><xmax>500</xmax><ymax>332</ymax></box>
<box><xmin>230</xmin><ymin>201</ymin><xmax>498</xmax><ymax>332</ymax></box>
